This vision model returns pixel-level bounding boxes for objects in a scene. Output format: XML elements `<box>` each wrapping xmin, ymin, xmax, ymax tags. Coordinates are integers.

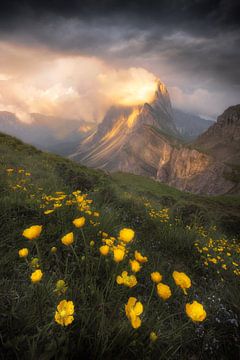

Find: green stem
<box><xmin>54</xmin><ymin>253</ymin><xmax>62</xmax><ymax>276</ymax></box>
<box><xmin>81</xmin><ymin>228</ymin><xmax>88</xmax><ymax>275</ymax></box>
<box><xmin>64</xmin><ymin>256</ymin><xmax>69</xmax><ymax>278</ymax></box>
<box><xmin>146</xmin><ymin>283</ymin><xmax>155</xmax><ymax>312</ymax></box>
<box><xmin>70</xmin><ymin>245</ymin><xmax>82</xmax><ymax>271</ymax></box>
<box><xmin>34</xmin><ymin>240</ymin><xmax>42</xmax><ymax>266</ymax></box>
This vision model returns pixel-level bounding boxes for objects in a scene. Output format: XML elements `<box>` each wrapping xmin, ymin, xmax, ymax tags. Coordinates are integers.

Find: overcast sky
<box><xmin>0</xmin><ymin>0</ymin><xmax>239</xmax><ymax>122</ymax></box>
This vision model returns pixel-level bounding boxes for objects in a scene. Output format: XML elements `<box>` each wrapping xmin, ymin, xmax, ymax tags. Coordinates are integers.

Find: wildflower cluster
<box><xmin>195</xmin><ymin>236</ymin><xmax>240</xmax><ymax>277</ymax></box>
<box><xmin>144</xmin><ymin>199</ymin><xmax>170</xmax><ymax>222</ymax></box>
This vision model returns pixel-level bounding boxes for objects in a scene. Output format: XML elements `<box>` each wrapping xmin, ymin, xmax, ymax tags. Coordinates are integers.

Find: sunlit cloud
<box><xmin>0</xmin><ymin>41</ymin><xmax>159</xmax><ymax>122</ymax></box>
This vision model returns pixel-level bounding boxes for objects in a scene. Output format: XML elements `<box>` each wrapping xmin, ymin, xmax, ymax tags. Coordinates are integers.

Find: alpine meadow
<box><xmin>0</xmin><ymin>1</ymin><xmax>240</xmax><ymax>359</ymax></box>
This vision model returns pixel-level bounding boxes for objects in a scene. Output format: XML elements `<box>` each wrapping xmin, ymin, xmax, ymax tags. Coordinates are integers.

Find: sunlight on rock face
<box><xmin>127</xmin><ymin>108</ymin><xmax>140</xmax><ymax>128</ymax></box>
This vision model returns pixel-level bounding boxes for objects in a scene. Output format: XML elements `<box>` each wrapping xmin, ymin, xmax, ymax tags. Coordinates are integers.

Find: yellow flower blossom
<box><xmin>54</xmin><ymin>280</ymin><xmax>67</xmax><ymax>295</ymax></box>
<box><xmin>51</xmin><ymin>246</ymin><xmax>57</xmax><ymax>253</ymax></box>
<box><xmin>76</xmin><ymin>195</ymin><xmax>84</xmax><ymax>203</ymax></box>
<box><xmin>104</xmin><ymin>239</ymin><xmax>114</xmax><ymax>246</ymax></box>
<box><xmin>134</xmin><ymin>250</ymin><xmax>148</xmax><ymax>263</ymax></box>
<box><xmin>186</xmin><ymin>301</ymin><xmax>207</xmax><ymax>322</ymax></box>
<box><xmin>90</xmin><ymin>240</ymin><xmax>95</xmax><ymax>247</ymax></box>
<box><xmin>119</xmin><ymin>228</ymin><xmax>135</xmax><ymax>243</ymax></box>
<box><xmin>150</xmin><ymin>332</ymin><xmax>158</xmax><ymax>342</ymax></box>
<box><xmin>172</xmin><ymin>271</ymin><xmax>191</xmax><ymax>295</ymax></box>
<box><xmin>30</xmin><ymin>257</ymin><xmax>39</xmax><ymax>269</ymax></box>
<box><xmin>151</xmin><ymin>272</ymin><xmax>162</xmax><ymax>283</ymax></box>
<box><xmin>99</xmin><ymin>245</ymin><xmax>110</xmax><ymax>256</ymax></box>
<box><xmin>129</xmin><ymin>259</ymin><xmax>141</xmax><ymax>273</ymax></box>
<box><xmin>55</xmin><ymin>300</ymin><xmax>74</xmax><ymax>326</ymax></box>
<box><xmin>44</xmin><ymin>210</ymin><xmax>54</xmax><ymax>214</ymax></box>
<box><xmin>125</xmin><ymin>297</ymin><xmax>143</xmax><ymax>329</ymax></box>
<box><xmin>156</xmin><ymin>283</ymin><xmax>172</xmax><ymax>300</ymax></box>
<box><xmin>61</xmin><ymin>232</ymin><xmax>74</xmax><ymax>246</ymax></box>
<box><xmin>113</xmin><ymin>248</ymin><xmax>125</xmax><ymax>262</ymax></box>
<box><xmin>72</xmin><ymin>217</ymin><xmax>86</xmax><ymax>228</ymax></box>
<box><xmin>31</xmin><ymin>269</ymin><xmax>43</xmax><ymax>283</ymax></box>
<box><xmin>18</xmin><ymin>248</ymin><xmax>29</xmax><ymax>258</ymax></box>
<box><xmin>116</xmin><ymin>271</ymin><xmax>137</xmax><ymax>288</ymax></box>
<box><xmin>23</xmin><ymin>225</ymin><xmax>42</xmax><ymax>240</ymax></box>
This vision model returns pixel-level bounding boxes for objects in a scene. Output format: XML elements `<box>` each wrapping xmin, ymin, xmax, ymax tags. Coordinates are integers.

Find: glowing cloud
<box><xmin>0</xmin><ymin>41</ymin><xmax>158</xmax><ymax>123</ymax></box>
<box><xmin>98</xmin><ymin>67</ymin><xmax>157</xmax><ymax>106</ymax></box>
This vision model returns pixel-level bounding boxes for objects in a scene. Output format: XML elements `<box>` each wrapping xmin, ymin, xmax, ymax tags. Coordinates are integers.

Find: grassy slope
<box><xmin>111</xmin><ymin>172</ymin><xmax>240</xmax><ymax>236</ymax></box>
<box><xmin>0</xmin><ymin>132</ymin><xmax>240</xmax><ymax>359</ymax></box>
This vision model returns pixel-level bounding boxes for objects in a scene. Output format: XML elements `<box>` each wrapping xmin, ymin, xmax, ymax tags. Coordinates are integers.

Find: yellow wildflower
<box><xmin>18</xmin><ymin>248</ymin><xmax>29</xmax><ymax>258</ymax></box>
<box><xmin>44</xmin><ymin>210</ymin><xmax>54</xmax><ymax>214</ymax></box>
<box><xmin>151</xmin><ymin>272</ymin><xmax>162</xmax><ymax>283</ymax></box>
<box><xmin>134</xmin><ymin>250</ymin><xmax>148</xmax><ymax>263</ymax></box>
<box><xmin>119</xmin><ymin>228</ymin><xmax>135</xmax><ymax>243</ymax></box>
<box><xmin>129</xmin><ymin>259</ymin><xmax>141</xmax><ymax>273</ymax></box>
<box><xmin>157</xmin><ymin>283</ymin><xmax>172</xmax><ymax>300</ymax></box>
<box><xmin>31</xmin><ymin>269</ymin><xmax>43</xmax><ymax>283</ymax></box>
<box><xmin>172</xmin><ymin>271</ymin><xmax>191</xmax><ymax>295</ymax></box>
<box><xmin>61</xmin><ymin>232</ymin><xmax>74</xmax><ymax>246</ymax></box>
<box><xmin>55</xmin><ymin>300</ymin><xmax>74</xmax><ymax>326</ymax></box>
<box><xmin>76</xmin><ymin>195</ymin><xmax>84</xmax><ymax>203</ymax></box>
<box><xmin>72</xmin><ymin>217</ymin><xmax>86</xmax><ymax>228</ymax></box>
<box><xmin>54</xmin><ymin>280</ymin><xmax>67</xmax><ymax>295</ymax></box>
<box><xmin>186</xmin><ymin>301</ymin><xmax>207</xmax><ymax>322</ymax></box>
<box><xmin>99</xmin><ymin>245</ymin><xmax>110</xmax><ymax>256</ymax></box>
<box><xmin>104</xmin><ymin>239</ymin><xmax>114</xmax><ymax>246</ymax></box>
<box><xmin>125</xmin><ymin>297</ymin><xmax>143</xmax><ymax>329</ymax></box>
<box><xmin>30</xmin><ymin>257</ymin><xmax>39</xmax><ymax>269</ymax></box>
<box><xmin>150</xmin><ymin>332</ymin><xmax>158</xmax><ymax>342</ymax></box>
<box><xmin>116</xmin><ymin>271</ymin><xmax>137</xmax><ymax>288</ymax></box>
<box><xmin>90</xmin><ymin>240</ymin><xmax>95</xmax><ymax>247</ymax></box>
<box><xmin>113</xmin><ymin>248</ymin><xmax>125</xmax><ymax>262</ymax></box>
<box><xmin>22</xmin><ymin>225</ymin><xmax>42</xmax><ymax>240</ymax></box>
<box><xmin>51</xmin><ymin>246</ymin><xmax>57</xmax><ymax>253</ymax></box>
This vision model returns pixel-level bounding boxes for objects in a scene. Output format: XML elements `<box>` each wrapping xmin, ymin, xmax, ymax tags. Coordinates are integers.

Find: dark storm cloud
<box><xmin>0</xmin><ymin>0</ymin><xmax>239</xmax><ymax>117</ymax></box>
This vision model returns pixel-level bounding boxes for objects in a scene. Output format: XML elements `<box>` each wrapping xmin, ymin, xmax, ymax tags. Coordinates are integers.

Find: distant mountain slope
<box><xmin>173</xmin><ymin>108</ymin><xmax>214</xmax><ymax>140</ymax></box>
<box><xmin>195</xmin><ymin>105</ymin><xmax>240</xmax><ymax>164</ymax></box>
<box><xmin>155</xmin><ymin>105</ymin><xmax>240</xmax><ymax>194</ymax></box>
<box><xmin>71</xmin><ymin>80</ymin><xmax>179</xmax><ymax>170</ymax></box>
<box><xmin>0</xmin><ymin>111</ymin><xmax>95</xmax><ymax>154</ymax></box>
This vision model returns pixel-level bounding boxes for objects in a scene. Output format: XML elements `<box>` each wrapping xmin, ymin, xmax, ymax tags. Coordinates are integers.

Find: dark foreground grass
<box><xmin>0</xmin><ymin>132</ymin><xmax>240</xmax><ymax>360</ymax></box>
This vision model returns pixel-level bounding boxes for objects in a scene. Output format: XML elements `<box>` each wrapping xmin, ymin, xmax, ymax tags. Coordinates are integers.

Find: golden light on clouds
<box><xmin>0</xmin><ymin>41</ymin><xmax>158</xmax><ymax>123</ymax></box>
<box><xmin>98</xmin><ymin>67</ymin><xmax>157</xmax><ymax>106</ymax></box>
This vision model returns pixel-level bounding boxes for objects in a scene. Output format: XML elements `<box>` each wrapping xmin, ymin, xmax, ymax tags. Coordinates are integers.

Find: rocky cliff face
<box><xmin>70</xmin><ymin>80</ymin><xmax>178</xmax><ymax>169</ymax></box>
<box><xmin>70</xmin><ymin>81</ymin><xmax>240</xmax><ymax>195</ymax></box>
<box><xmin>155</xmin><ymin>105</ymin><xmax>240</xmax><ymax>194</ymax></box>
<box><xmin>195</xmin><ymin>105</ymin><xmax>240</xmax><ymax>163</ymax></box>
<box><xmin>156</xmin><ymin>147</ymin><xmax>235</xmax><ymax>194</ymax></box>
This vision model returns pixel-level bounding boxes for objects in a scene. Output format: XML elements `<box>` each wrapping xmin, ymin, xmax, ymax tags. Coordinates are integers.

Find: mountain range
<box><xmin>0</xmin><ymin>112</ymin><xmax>95</xmax><ymax>155</ymax></box>
<box><xmin>70</xmin><ymin>81</ymin><xmax>240</xmax><ymax>195</ymax></box>
<box><xmin>0</xmin><ymin>80</ymin><xmax>239</xmax><ymax>195</ymax></box>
